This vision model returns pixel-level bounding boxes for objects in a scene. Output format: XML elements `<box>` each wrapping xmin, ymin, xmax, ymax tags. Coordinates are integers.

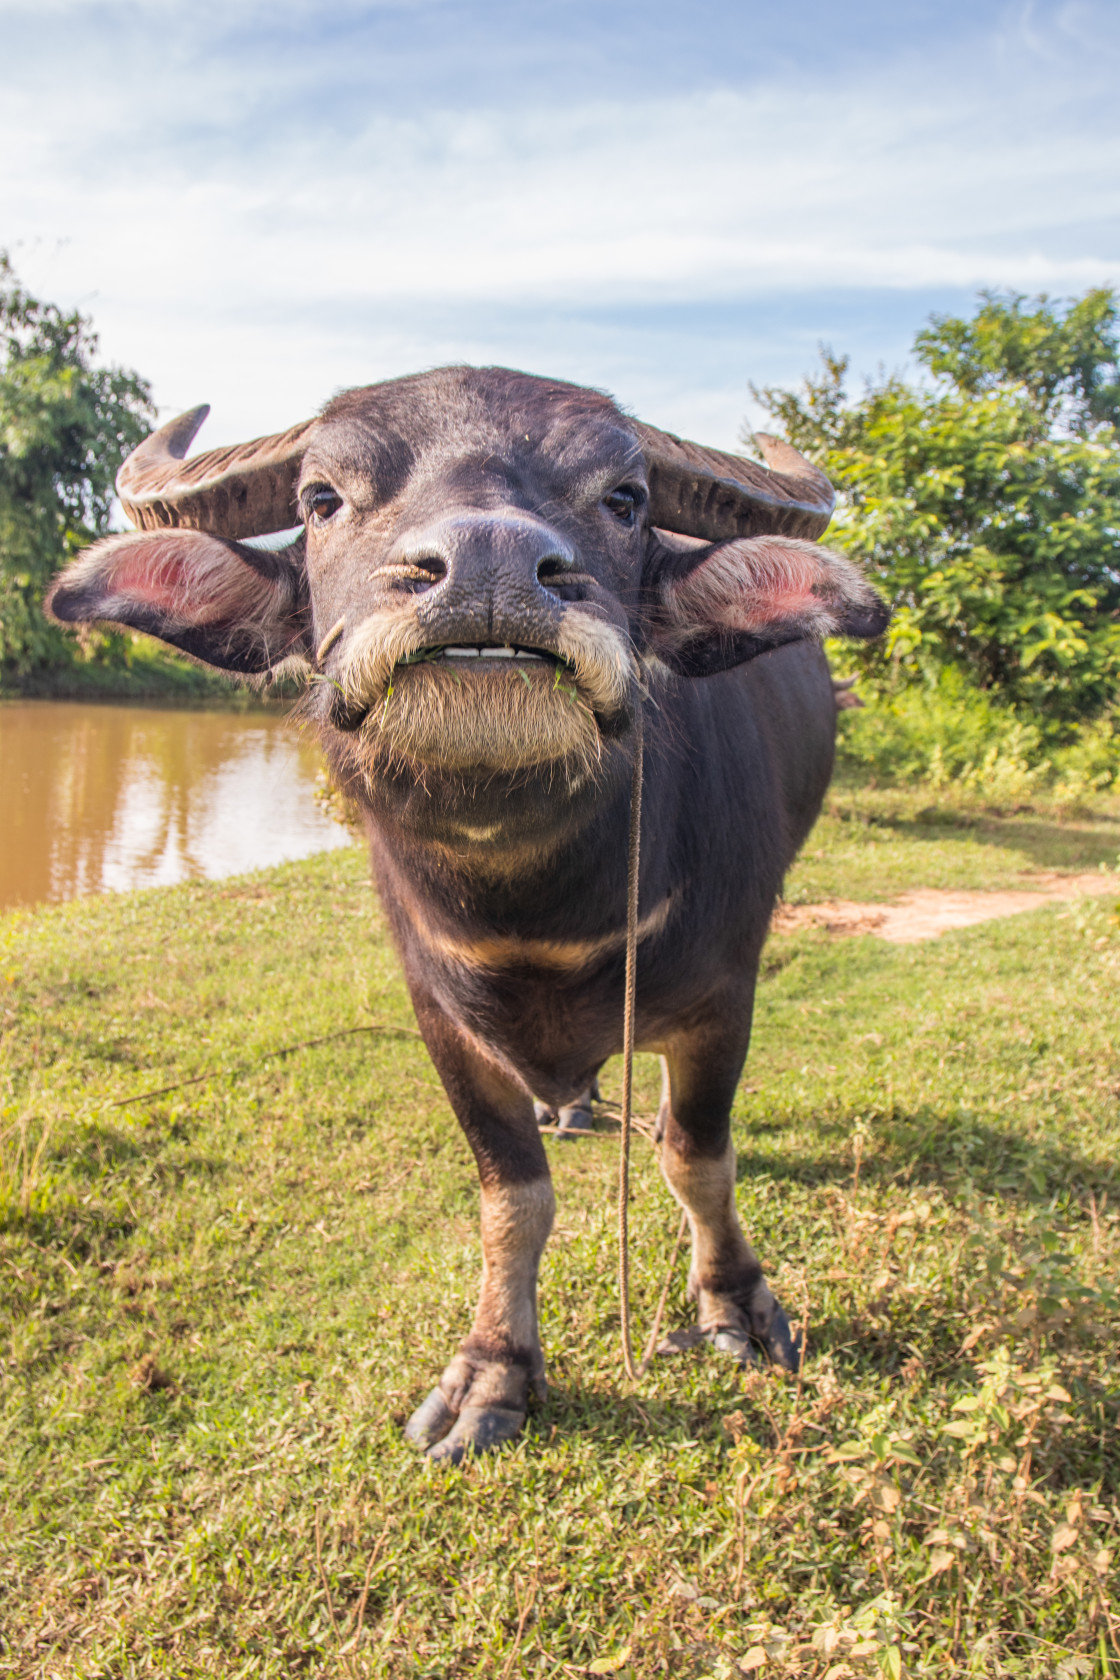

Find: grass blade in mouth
<box><xmin>398</xmin><ymin>647</ymin><xmax>447</xmax><ymax>666</ymax></box>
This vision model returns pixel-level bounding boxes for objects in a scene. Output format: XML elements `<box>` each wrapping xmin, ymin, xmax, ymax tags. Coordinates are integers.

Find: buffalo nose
<box><xmin>387</xmin><ymin>513</ymin><xmax>575</xmax><ymax>601</ymax></box>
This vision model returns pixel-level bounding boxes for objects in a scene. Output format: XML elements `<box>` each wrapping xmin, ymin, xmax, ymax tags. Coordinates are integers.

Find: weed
<box><xmin>0</xmin><ymin>1075</ymin><xmax>62</xmax><ymax>1225</ymax></box>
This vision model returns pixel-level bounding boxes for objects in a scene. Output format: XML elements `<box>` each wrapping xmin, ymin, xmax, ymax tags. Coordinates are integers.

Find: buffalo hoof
<box><xmin>405</xmin><ymin>1344</ymin><xmax>536</xmax><ymax>1463</ymax></box>
<box><xmin>703</xmin><ymin>1304</ymin><xmax>802</xmax><ymax>1374</ymax></box>
<box><xmin>403</xmin><ymin>1387</ymin><xmax>457</xmax><ymax>1449</ymax></box>
<box><xmin>534</xmin><ymin>1089</ymin><xmax>594</xmax><ymax>1138</ymax></box>
<box><xmin>708</xmin><ymin>1327</ymin><xmax>761</xmax><ymax>1366</ymax></box>
<box><xmin>757</xmin><ymin>1302</ymin><xmax>802</xmax><ymax>1373</ymax></box>
<box><xmin>426</xmin><ymin>1405</ymin><xmax>526</xmax><ymax>1464</ymax></box>
<box><xmin>557</xmin><ymin>1099</ymin><xmax>594</xmax><ymax>1135</ymax></box>
<box><xmin>404</xmin><ymin>1388</ymin><xmax>526</xmax><ymax>1463</ymax></box>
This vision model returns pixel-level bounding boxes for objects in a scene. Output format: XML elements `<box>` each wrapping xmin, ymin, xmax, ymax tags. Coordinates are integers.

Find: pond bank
<box><xmin>3</xmin><ymin>632</ymin><xmax>308</xmax><ymax>706</ymax></box>
<box><xmin>0</xmin><ymin>699</ymin><xmax>350</xmax><ymax>912</ymax></box>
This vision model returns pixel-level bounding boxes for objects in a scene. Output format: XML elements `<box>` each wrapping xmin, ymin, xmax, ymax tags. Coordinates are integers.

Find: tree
<box><xmin>752</xmin><ymin>290</ymin><xmax>1120</xmax><ymax>731</ymax></box>
<box><xmin>0</xmin><ymin>254</ymin><xmax>155</xmax><ymax>684</ymax></box>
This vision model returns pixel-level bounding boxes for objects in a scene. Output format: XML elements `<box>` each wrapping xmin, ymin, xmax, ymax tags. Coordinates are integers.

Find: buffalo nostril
<box><xmin>536</xmin><ymin>553</ymin><xmax>574</xmax><ymax>589</ymax></box>
<box><xmin>400</xmin><ymin>554</ymin><xmax>447</xmax><ymax>593</ymax></box>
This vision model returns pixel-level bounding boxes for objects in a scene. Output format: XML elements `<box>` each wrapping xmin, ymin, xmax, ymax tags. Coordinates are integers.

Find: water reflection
<box><xmin>0</xmin><ymin>701</ymin><xmax>352</xmax><ymax>912</ymax></box>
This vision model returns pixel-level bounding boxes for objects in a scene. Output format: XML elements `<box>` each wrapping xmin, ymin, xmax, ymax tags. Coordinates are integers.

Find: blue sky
<box><xmin>2</xmin><ymin>0</ymin><xmax>1118</xmax><ymax>450</ymax></box>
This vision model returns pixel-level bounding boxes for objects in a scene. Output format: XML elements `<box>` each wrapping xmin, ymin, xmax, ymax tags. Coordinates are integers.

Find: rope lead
<box><xmin>617</xmin><ymin>693</ymin><xmax>645</xmax><ymax>1381</ymax></box>
<box><xmin>616</xmin><ymin>687</ymin><xmax>690</xmax><ymax>1383</ymax></box>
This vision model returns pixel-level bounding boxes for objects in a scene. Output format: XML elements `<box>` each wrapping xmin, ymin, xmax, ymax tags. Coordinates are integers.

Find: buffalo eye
<box><xmin>304</xmin><ymin>484</ymin><xmax>343</xmax><ymax>523</ymax></box>
<box><xmin>603</xmin><ymin>485</ymin><xmax>641</xmax><ymax>525</ymax></box>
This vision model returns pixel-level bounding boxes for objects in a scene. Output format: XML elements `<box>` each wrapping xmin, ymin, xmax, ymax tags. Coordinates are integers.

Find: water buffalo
<box><xmin>48</xmin><ymin>367</ymin><xmax>887</xmax><ymax>1462</ymax></box>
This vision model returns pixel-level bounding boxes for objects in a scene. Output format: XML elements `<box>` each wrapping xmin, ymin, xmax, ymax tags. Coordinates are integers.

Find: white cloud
<box><xmin>2</xmin><ymin>0</ymin><xmax>1117</xmax><ymax>449</ymax></box>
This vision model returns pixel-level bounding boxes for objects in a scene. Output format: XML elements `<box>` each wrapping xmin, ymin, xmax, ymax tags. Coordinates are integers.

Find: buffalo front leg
<box><xmin>403</xmin><ymin>996</ymin><xmax>555</xmax><ymax>1463</ymax></box>
<box><xmin>660</xmin><ymin>1023</ymin><xmax>801</xmax><ymax>1372</ymax></box>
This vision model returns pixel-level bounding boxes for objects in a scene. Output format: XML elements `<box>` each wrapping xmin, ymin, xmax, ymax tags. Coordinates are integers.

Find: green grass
<box><xmin>786</xmin><ymin>783</ymin><xmax>1120</xmax><ymax>901</ymax></box>
<box><xmin>1</xmin><ymin>801</ymin><xmax>1118</xmax><ymax>1679</ymax></box>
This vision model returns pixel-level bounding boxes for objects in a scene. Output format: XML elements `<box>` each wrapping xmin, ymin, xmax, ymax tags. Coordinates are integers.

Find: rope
<box><xmin>617</xmin><ymin>692</ymin><xmax>644</xmax><ymax>1380</ymax></box>
<box><xmin>108</xmin><ymin>1021</ymin><xmax>422</xmax><ymax>1109</ymax></box>
<box><xmin>616</xmin><ymin>688</ymin><xmax>691</xmax><ymax>1381</ymax></box>
<box><xmin>613</xmin><ymin>682</ymin><xmax>692</xmax><ymax>1382</ymax></box>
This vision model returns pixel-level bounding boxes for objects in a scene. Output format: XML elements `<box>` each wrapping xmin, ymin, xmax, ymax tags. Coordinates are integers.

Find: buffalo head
<box><xmin>48</xmin><ymin>367</ymin><xmax>886</xmax><ymax>790</ymax></box>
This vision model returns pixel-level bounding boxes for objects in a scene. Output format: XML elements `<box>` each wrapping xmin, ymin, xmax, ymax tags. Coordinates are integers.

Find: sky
<box><xmin>2</xmin><ymin>0</ymin><xmax>1119</xmax><ymax>453</ymax></box>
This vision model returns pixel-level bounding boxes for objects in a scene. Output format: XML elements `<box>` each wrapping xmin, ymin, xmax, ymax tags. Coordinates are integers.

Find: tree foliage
<box><xmin>0</xmin><ymin>254</ymin><xmax>154</xmax><ymax>683</ymax></box>
<box><xmin>753</xmin><ymin>290</ymin><xmax>1120</xmax><ymax>730</ymax></box>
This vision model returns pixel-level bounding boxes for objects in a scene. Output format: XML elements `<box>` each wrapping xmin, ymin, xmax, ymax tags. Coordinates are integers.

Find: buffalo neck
<box><xmin>354</xmin><ymin>737</ymin><xmax>643</xmax><ymax>940</ymax></box>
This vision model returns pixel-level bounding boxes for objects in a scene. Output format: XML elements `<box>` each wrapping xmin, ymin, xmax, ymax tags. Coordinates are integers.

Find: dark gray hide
<box><xmin>48</xmin><ymin>367</ymin><xmax>888</xmax><ymax>1463</ymax></box>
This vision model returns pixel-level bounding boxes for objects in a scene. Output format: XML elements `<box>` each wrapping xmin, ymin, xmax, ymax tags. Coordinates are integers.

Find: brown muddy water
<box><xmin>0</xmin><ymin>701</ymin><xmax>352</xmax><ymax>913</ymax></box>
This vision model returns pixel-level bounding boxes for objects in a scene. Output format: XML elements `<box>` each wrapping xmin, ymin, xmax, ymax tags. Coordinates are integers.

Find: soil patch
<box><xmin>773</xmin><ymin>872</ymin><xmax>1118</xmax><ymax>944</ymax></box>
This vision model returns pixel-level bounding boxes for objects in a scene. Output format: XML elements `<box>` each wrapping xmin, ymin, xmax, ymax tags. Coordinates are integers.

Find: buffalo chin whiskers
<box><xmin>352</xmin><ymin>659</ymin><xmax>602</xmax><ymax>774</ymax></box>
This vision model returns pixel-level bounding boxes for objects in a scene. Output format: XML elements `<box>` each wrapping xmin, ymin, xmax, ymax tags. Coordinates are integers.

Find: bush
<box><xmin>835</xmin><ymin>664</ymin><xmax>1120</xmax><ymax>805</ymax></box>
<box><xmin>755</xmin><ymin>290</ymin><xmax>1120</xmax><ymax>733</ymax></box>
<box><xmin>0</xmin><ymin>253</ymin><xmax>154</xmax><ymax>687</ymax></box>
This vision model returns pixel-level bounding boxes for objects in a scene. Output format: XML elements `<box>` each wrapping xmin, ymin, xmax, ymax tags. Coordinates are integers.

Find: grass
<box><xmin>786</xmin><ymin>781</ymin><xmax>1120</xmax><ymax>901</ymax></box>
<box><xmin>1</xmin><ymin>795</ymin><xmax>1118</xmax><ymax>1678</ymax></box>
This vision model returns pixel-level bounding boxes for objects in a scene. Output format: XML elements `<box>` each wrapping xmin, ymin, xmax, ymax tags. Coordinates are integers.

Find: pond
<box><xmin>0</xmin><ymin>700</ymin><xmax>353</xmax><ymax>913</ymax></box>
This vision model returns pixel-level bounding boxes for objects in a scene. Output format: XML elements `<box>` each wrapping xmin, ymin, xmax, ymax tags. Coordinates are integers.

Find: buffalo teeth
<box><xmin>438</xmin><ymin>645</ymin><xmax>548</xmax><ymax>661</ymax></box>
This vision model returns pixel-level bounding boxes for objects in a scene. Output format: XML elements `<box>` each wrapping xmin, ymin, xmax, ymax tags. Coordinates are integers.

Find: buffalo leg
<box><xmin>403</xmin><ymin>994</ymin><xmax>555</xmax><ymax>1462</ymax></box>
<box><xmin>659</xmin><ymin>1019</ymin><xmax>800</xmax><ymax>1371</ymax></box>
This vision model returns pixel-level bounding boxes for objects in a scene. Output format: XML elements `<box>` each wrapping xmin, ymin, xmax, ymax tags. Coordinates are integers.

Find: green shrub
<box><xmin>756</xmin><ymin>290</ymin><xmax>1120</xmax><ymax>732</ymax></box>
<box><xmin>0</xmin><ymin>253</ymin><xmax>154</xmax><ymax>689</ymax></box>
<box><xmin>835</xmin><ymin>664</ymin><xmax>1120</xmax><ymax>804</ymax></box>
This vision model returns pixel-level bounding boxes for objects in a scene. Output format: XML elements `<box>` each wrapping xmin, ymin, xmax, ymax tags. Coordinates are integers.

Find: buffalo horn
<box><xmin>116</xmin><ymin>401</ymin><xmax>834</xmax><ymax>545</ymax></box>
<box><xmin>116</xmin><ymin>405</ymin><xmax>315</xmax><ymax>539</ymax></box>
<box><xmin>635</xmin><ymin>423</ymin><xmax>835</xmax><ymax>541</ymax></box>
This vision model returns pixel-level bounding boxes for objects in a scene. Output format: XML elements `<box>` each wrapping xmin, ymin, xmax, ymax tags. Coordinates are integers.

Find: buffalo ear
<box><xmin>46</xmin><ymin>529</ymin><xmax>311</xmax><ymax>674</ymax></box>
<box><xmin>645</xmin><ymin>530</ymin><xmax>889</xmax><ymax>678</ymax></box>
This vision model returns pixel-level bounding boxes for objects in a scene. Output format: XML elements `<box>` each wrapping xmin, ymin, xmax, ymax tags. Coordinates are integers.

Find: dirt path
<box><xmin>773</xmin><ymin>872</ymin><xmax>1118</xmax><ymax>944</ymax></box>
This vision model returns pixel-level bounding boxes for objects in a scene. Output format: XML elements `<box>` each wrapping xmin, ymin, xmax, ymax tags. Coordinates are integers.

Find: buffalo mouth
<box><xmin>398</xmin><ymin>643</ymin><xmax>572</xmax><ymax>670</ymax></box>
<box><xmin>346</xmin><ymin>643</ymin><xmax>601</xmax><ymax>772</ymax></box>
<box><xmin>329</xmin><ymin>609</ymin><xmax>633</xmax><ymax>771</ymax></box>
<box><xmin>333</xmin><ymin>641</ymin><xmax>586</xmax><ymax>736</ymax></box>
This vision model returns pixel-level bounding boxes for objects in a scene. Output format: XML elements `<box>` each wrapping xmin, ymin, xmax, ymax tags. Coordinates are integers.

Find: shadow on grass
<box><xmin>733</xmin><ymin>1105</ymin><xmax>1120</xmax><ymax>1200</ymax></box>
<box><xmin>537</xmin><ymin>1379</ymin><xmax>745</xmax><ymax>1449</ymax></box>
<box><xmin>856</xmin><ymin>808</ymin><xmax>1120</xmax><ymax>872</ymax></box>
<box><xmin>2</xmin><ymin>1195</ymin><xmax>137</xmax><ymax>1253</ymax></box>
